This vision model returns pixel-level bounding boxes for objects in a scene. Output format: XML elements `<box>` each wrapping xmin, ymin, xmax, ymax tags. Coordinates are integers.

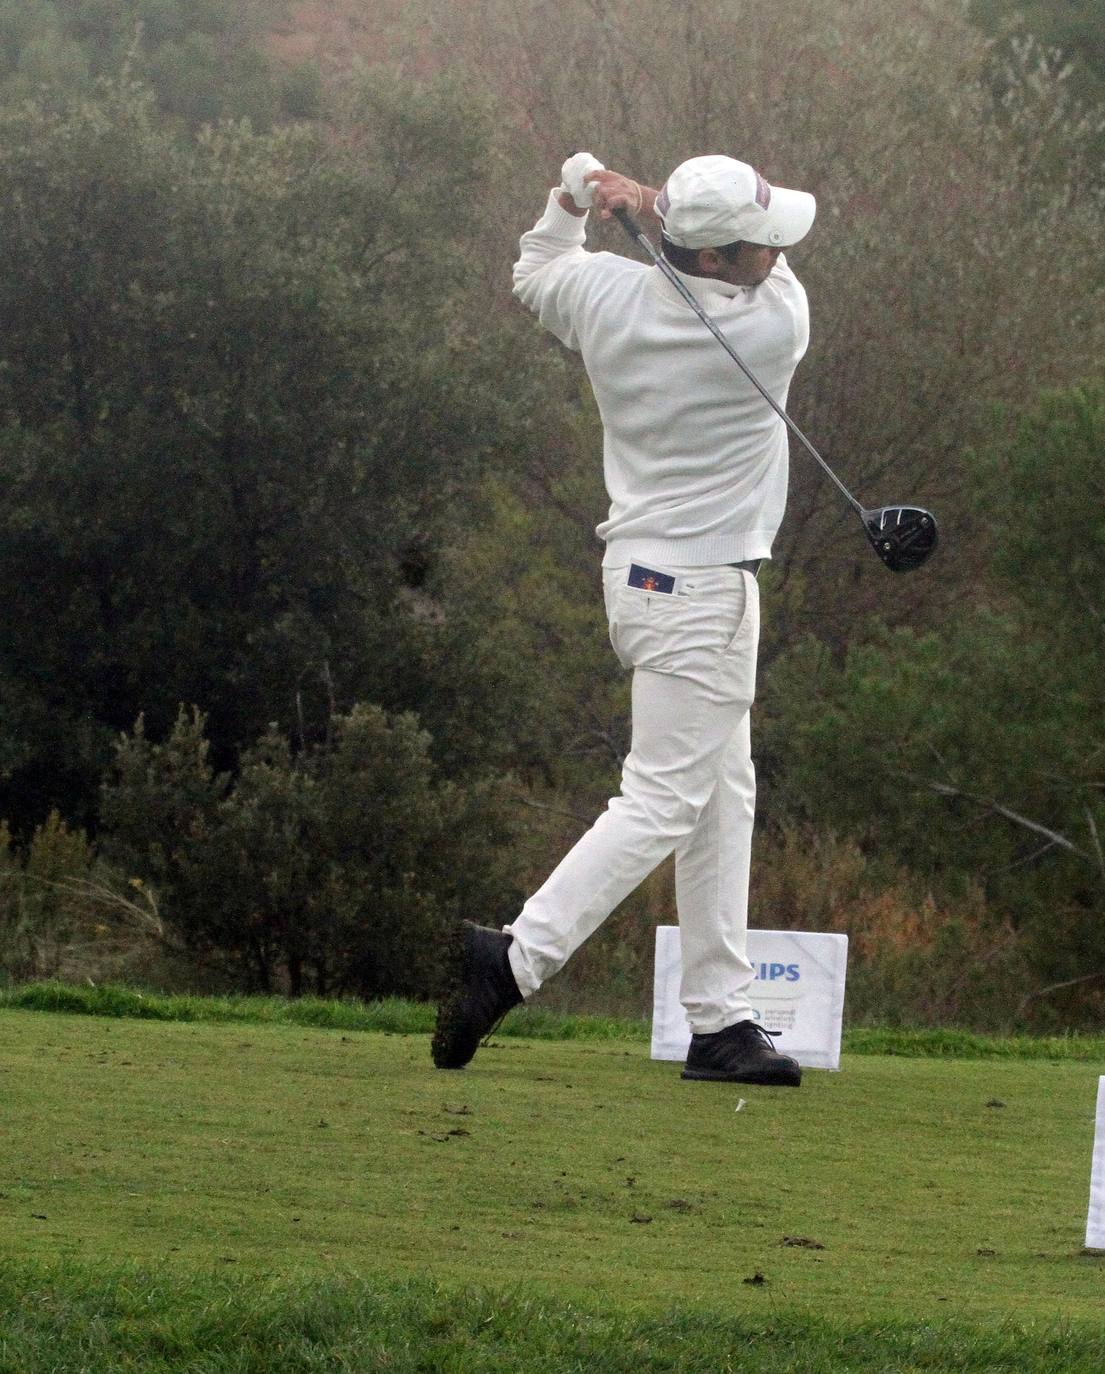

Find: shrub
<box><xmin>0</xmin><ymin>811</ymin><xmax>95</xmax><ymax>982</ymax></box>
<box><xmin>100</xmin><ymin>704</ymin><xmax>521</xmax><ymax>999</ymax></box>
<box><xmin>750</xmin><ymin>824</ymin><xmax>1033</xmax><ymax>1031</ymax></box>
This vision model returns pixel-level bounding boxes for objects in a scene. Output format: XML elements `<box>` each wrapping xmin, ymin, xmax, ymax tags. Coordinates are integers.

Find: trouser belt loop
<box><xmin>729</xmin><ymin>559</ymin><xmax>761</xmax><ymax>578</ymax></box>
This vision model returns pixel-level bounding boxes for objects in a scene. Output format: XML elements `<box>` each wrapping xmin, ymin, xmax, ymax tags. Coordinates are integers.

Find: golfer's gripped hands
<box><xmin>557</xmin><ymin>163</ymin><xmax>658</xmax><ymax>223</ymax></box>
<box><xmin>587</xmin><ymin>170</ymin><xmax>653</xmax><ymax>219</ymax></box>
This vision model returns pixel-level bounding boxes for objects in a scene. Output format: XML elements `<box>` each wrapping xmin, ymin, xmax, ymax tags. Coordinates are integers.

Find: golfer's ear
<box><xmin>695</xmin><ymin>247</ymin><xmax>720</xmax><ymax>274</ymax></box>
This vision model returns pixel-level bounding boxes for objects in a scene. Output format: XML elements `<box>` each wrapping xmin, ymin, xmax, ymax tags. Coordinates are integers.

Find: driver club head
<box><xmin>862</xmin><ymin>506</ymin><xmax>939</xmax><ymax>572</ymax></box>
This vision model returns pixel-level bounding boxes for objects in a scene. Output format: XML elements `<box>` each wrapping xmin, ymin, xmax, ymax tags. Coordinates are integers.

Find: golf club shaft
<box><xmin>611</xmin><ymin>207</ymin><xmax>864</xmax><ymax>519</ymax></box>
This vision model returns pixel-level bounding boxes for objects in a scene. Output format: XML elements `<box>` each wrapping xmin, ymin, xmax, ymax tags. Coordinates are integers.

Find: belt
<box><xmin>626</xmin><ymin>560</ymin><xmax>761</xmax><ymax>595</ymax></box>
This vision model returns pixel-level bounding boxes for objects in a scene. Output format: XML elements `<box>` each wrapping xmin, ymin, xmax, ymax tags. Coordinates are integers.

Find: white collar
<box><xmin>654</xmin><ymin>262</ymin><xmax>751</xmax><ymax>305</ymax></box>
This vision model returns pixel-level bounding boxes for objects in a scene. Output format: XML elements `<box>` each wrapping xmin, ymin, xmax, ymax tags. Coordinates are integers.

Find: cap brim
<box><xmin>744</xmin><ymin>187</ymin><xmax>816</xmax><ymax>247</ymax></box>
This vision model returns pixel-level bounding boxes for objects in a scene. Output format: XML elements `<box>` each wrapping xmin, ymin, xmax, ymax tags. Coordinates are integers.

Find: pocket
<box><xmin>723</xmin><ymin>573</ymin><xmax>760</xmax><ymax>704</ymax></box>
<box><xmin>724</xmin><ymin>571</ymin><xmax>758</xmax><ymax>654</ymax></box>
<box><xmin>609</xmin><ymin>576</ymin><xmax>749</xmax><ymax>681</ymax></box>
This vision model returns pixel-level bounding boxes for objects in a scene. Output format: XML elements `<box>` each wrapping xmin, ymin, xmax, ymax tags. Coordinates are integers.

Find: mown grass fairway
<box><xmin>2</xmin><ymin>1004</ymin><xmax>1103</xmax><ymax>1342</ymax></box>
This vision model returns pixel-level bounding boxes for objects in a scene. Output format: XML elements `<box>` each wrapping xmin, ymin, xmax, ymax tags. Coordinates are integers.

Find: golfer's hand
<box><xmin>587</xmin><ymin>170</ymin><xmax>659</xmax><ymax>224</ymax></box>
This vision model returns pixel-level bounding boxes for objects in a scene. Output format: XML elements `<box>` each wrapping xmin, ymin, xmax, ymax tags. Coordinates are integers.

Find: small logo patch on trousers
<box><xmin>627</xmin><ymin>564</ymin><xmax>676</xmax><ymax>594</ymax></box>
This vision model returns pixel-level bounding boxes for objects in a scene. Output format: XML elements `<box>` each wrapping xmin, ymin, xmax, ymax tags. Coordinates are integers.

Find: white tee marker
<box><xmin>1087</xmin><ymin>1076</ymin><xmax>1105</xmax><ymax>1251</ymax></box>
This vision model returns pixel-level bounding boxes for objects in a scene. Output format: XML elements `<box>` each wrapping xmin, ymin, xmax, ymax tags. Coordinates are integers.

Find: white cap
<box><xmin>656</xmin><ymin>155</ymin><xmax>816</xmax><ymax>249</ymax></box>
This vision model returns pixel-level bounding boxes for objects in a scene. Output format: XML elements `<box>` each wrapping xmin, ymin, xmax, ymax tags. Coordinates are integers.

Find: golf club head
<box><xmin>862</xmin><ymin>506</ymin><xmax>939</xmax><ymax>572</ymax></box>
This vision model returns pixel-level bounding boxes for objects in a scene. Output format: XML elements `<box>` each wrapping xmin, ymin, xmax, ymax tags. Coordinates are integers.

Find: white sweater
<box><xmin>513</xmin><ymin>190</ymin><xmax>810</xmax><ymax>567</ymax></box>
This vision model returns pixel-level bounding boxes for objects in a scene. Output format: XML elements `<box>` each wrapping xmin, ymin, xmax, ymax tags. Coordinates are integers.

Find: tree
<box><xmin>971</xmin><ymin>0</ymin><xmax>1105</xmax><ymax>110</ymax></box>
<box><xmin>369</xmin><ymin>0</ymin><xmax>1105</xmax><ymax>647</ymax></box>
<box><xmin>756</xmin><ymin>379</ymin><xmax>1105</xmax><ymax>1024</ymax></box>
<box><xmin>0</xmin><ymin>76</ymin><xmax>549</xmax><ymax>830</ymax></box>
<box><xmin>0</xmin><ymin>0</ymin><xmax>319</xmax><ymax>129</ymax></box>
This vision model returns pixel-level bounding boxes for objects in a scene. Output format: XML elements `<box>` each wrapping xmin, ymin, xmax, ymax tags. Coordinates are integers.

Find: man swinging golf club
<box><xmin>433</xmin><ymin>151</ymin><xmax>819</xmax><ymax>1086</ymax></box>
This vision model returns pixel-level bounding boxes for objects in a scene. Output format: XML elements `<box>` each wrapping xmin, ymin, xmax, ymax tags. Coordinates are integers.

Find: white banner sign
<box><xmin>651</xmin><ymin>925</ymin><xmax>848</xmax><ymax>1070</ymax></box>
<box><xmin>1087</xmin><ymin>1076</ymin><xmax>1105</xmax><ymax>1250</ymax></box>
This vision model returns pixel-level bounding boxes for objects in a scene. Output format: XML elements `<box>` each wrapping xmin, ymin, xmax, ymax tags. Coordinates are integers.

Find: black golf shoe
<box><xmin>431</xmin><ymin>920</ymin><xmax>523</xmax><ymax>1070</ymax></box>
<box><xmin>681</xmin><ymin>1020</ymin><xmax>801</xmax><ymax>1086</ymax></box>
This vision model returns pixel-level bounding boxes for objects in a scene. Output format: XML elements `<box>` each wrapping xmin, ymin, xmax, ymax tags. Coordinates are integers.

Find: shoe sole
<box><xmin>681</xmin><ymin>1065</ymin><xmax>802</xmax><ymax>1086</ymax></box>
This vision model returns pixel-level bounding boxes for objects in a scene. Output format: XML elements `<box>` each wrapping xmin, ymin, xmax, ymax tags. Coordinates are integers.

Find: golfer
<box><xmin>433</xmin><ymin>153</ymin><xmax>816</xmax><ymax>1085</ymax></box>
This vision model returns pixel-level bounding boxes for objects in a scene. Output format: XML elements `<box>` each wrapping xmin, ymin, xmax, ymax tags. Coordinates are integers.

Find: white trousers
<box><xmin>506</xmin><ymin>563</ymin><xmax>759</xmax><ymax>1033</ymax></box>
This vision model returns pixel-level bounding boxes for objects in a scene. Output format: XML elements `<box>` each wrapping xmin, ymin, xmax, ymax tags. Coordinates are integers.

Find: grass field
<box><xmin>1</xmin><ymin>993</ymin><xmax>1104</xmax><ymax>1370</ymax></box>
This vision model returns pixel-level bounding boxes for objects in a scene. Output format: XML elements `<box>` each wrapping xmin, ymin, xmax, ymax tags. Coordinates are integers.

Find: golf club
<box><xmin>611</xmin><ymin>205</ymin><xmax>939</xmax><ymax>573</ymax></box>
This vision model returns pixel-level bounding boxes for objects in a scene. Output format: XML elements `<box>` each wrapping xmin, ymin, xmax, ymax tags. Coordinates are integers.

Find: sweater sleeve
<box><xmin>511</xmin><ymin>189</ymin><xmax>593</xmax><ymax>352</ymax></box>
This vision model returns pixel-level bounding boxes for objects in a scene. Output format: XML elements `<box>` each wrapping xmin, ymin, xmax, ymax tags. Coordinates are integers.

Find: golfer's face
<box><xmin>730</xmin><ymin>243</ymin><xmax>786</xmax><ymax>286</ymax></box>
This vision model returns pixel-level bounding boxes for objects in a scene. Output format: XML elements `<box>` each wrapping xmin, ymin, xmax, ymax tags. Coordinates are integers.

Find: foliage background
<box><xmin>0</xmin><ymin>0</ymin><xmax>1103</xmax><ymax>1028</ymax></box>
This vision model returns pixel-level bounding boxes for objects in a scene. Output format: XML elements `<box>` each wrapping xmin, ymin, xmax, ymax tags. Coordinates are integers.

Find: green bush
<box><xmin>753</xmin><ymin>380</ymin><xmax>1105</xmax><ymax>1027</ymax></box>
<box><xmin>0</xmin><ymin>810</ymin><xmax>95</xmax><ymax>981</ymax></box>
<box><xmin>0</xmin><ymin>0</ymin><xmax>297</xmax><ymax>130</ymax></box>
<box><xmin>0</xmin><ymin>76</ymin><xmax>555</xmax><ymax>834</ymax></box>
<box><xmin>99</xmin><ymin>705</ymin><xmax>521</xmax><ymax>999</ymax></box>
<box><xmin>747</xmin><ymin>823</ymin><xmax>1034</xmax><ymax>1031</ymax></box>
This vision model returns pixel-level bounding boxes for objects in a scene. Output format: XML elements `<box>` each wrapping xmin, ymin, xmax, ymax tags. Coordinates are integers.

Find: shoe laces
<box><xmin>740</xmin><ymin>1021</ymin><xmax>780</xmax><ymax>1051</ymax></box>
<box><xmin>480</xmin><ymin>1008</ymin><xmax>513</xmax><ymax>1047</ymax></box>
